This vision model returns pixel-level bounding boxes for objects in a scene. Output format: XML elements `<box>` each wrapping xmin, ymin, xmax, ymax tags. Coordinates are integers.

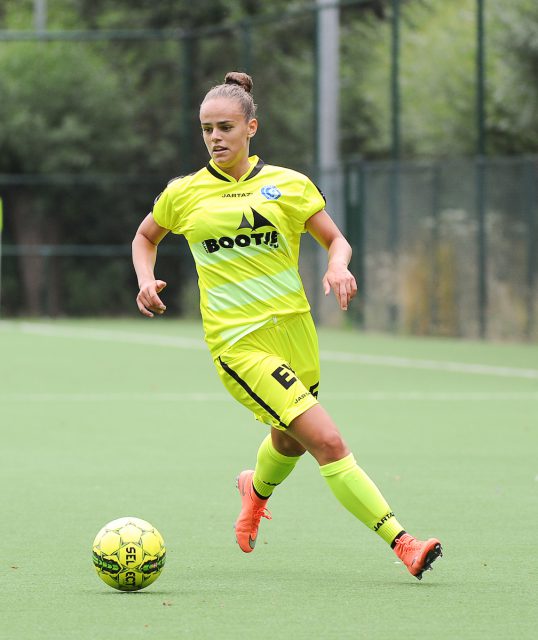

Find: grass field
<box><xmin>2</xmin><ymin>318</ymin><xmax>537</xmax><ymax>639</ymax></box>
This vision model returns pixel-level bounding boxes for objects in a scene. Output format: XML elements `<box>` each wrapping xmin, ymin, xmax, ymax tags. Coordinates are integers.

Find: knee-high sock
<box><xmin>320</xmin><ymin>453</ymin><xmax>404</xmax><ymax>544</ymax></box>
<box><xmin>252</xmin><ymin>434</ymin><xmax>301</xmax><ymax>499</ymax></box>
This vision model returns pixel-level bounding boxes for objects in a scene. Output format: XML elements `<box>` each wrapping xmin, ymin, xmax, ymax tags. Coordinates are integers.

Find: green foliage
<box><xmin>487</xmin><ymin>0</ymin><xmax>538</xmax><ymax>152</ymax></box>
<box><xmin>1</xmin><ymin>0</ymin><xmax>537</xmax><ymax>316</ymax></box>
<box><xmin>0</xmin><ymin>42</ymin><xmax>140</xmax><ymax>173</ymax></box>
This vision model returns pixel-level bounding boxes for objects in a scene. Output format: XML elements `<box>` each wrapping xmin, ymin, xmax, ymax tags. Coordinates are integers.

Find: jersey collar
<box><xmin>206</xmin><ymin>155</ymin><xmax>265</xmax><ymax>183</ymax></box>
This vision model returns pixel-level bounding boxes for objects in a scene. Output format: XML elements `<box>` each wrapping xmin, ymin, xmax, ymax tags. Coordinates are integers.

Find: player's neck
<box><xmin>215</xmin><ymin>154</ymin><xmax>252</xmax><ymax>182</ymax></box>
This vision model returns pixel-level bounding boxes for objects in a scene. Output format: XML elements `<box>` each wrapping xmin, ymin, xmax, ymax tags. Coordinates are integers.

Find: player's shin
<box><xmin>252</xmin><ymin>434</ymin><xmax>301</xmax><ymax>498</ymax></box>
<box><xmin>320</xmin><ymin>453</ymin><xmax>404</xmax><ymax>544</ymax></box>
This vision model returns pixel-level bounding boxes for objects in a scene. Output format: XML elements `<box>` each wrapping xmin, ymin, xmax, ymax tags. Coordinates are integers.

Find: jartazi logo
<box><xmin>222</xmin><ymin>192</ymin><xmax>252</xmax><ymax>198</ymax></box>
<box><xmin>373</xmin><ymin>512</ymin><xmax>395</xmax><ymax>532</ymax></box>
<box><xmin>202</xmin><ymin>208</ymin><xmax>278</xmax><ymax>254</ymax></box>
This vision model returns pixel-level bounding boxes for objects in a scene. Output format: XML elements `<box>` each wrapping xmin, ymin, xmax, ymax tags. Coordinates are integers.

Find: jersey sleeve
<box><xmin>152</xmin><ymin>180</ymin><xmax>184</xmax><ymax>234</ymax></box>
<box><xmin>295</xmin><ymin>177</ymin><xmax>326</xmax><ymax>230</ymax></box>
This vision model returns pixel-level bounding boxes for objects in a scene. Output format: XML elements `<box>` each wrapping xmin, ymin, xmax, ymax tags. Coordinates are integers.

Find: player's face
<box><xmin>200</xmin><ymin>97</ymin><xmax>257</xmax><ymax>173</ymax></box>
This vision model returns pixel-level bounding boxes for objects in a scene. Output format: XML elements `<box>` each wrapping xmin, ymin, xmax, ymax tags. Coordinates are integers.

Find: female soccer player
<box><xmin>132</xmin><ymin>72</ymin><xmax>442</xmax><ymax>580</ymax></box>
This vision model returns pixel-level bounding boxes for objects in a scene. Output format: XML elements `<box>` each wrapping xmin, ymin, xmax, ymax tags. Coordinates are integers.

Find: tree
<box><xmin>0</xmin><ymin>42</ymin><xmax>141</xmax><ymax>313</ymax></box>
<box><xmin>487</xmin><ymin>0</ymin><xmax>538</xmax><ymax>153</ymax></box>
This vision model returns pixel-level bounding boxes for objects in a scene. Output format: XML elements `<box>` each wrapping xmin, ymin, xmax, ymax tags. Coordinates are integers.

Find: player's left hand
<box><xmin>323</xmin><ymin>264</ymin><xmax>358</xmax><ymax>311</ymax></box>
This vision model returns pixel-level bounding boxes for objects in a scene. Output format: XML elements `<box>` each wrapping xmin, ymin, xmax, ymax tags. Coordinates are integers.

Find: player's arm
<box><xmin>306</xmin><ymin>209</ymin><xmax>358</xmax><ymax>311</ymax></box>
<box><xmin>132</xmin><ymin>213</ymin><xmax>170</xmax><ymax>317</ymax></box>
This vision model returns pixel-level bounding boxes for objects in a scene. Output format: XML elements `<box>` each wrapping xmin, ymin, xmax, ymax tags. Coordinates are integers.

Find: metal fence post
<box><xmin>179</xmin><ymin>34</ymin><xmax>194</xmax><ymax>175</ymax></box>
<box><xmin>430</xmin><ymin>162</ymin><xmax>441</xmax><ymax>332</ymax></box>
<box><xmin>389</xmin><ymin>0</ymin><xmax>401</xmax><ymax>331</ymax></box>
<box><xmin>476</xmin><ymin>0</ymin><xmax>487</xmax><ymax>338</ymax></box>
<box><xmin>240</xmin><ymin>19</ymin><xmax>253</xmax><ymax>73</ymax></box>
<box><xmin>345</xmin><ymin>159</ymin><xmax>365</xmax><ymax>326</ymax></box>
<box><xmin>525</xmin><ymin>157</ymin><xmax>537</xmax><ymax>340</ymax></box>
<box><xmin>476</xmin><ymin>157</ymin><xmax>487</xmax><ymax>339</ymax></box>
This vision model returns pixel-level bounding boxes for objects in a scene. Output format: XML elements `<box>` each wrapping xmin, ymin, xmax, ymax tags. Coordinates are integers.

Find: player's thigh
<box><xmin>215</xmin><ymin>348</ymin><xmax>318</xmax><ymax>430</ymax></box>
<box><xmin>285</xmin><ymin>313</ymin><xmax>320</xmax><ymax>399</ymax></box>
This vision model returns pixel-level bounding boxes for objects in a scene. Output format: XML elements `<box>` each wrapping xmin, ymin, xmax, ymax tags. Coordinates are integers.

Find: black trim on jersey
<box><xmin>244</xmin><ymin>158</ymin><xmax>265</xmax><ymax>181</ymax></box>
<box><xmin>206</xmin><ymin>163</ymin><xmax>231</xmax><ymax>182</ymax></box>
<box><xmin>218</xmin><ymin>356</ymin><xmax>288</xmax><ymax>429</ymax></box>
<box><xmin>205</xmin><ymin>158</ymin><xmax>265</xmax><ymax>183</ymax></box>
<box><xmin>314</xmin><ymin>183</ymin><xmax>327</xmax><ymax>204</ymax></box>
<box><xmin>167</xmin><ymin>175</ymin><xmax>185</xmax><ymax>186</ymax></box>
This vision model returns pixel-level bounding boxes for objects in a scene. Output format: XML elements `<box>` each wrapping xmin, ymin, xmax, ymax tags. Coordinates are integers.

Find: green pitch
<box><xmin>1</xmin><ymin>319</ymin><xmax>537</xmax><ymax>639</ymax></box>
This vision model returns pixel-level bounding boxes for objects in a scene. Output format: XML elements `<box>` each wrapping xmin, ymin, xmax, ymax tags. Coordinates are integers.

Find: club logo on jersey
<box><xmin>202</xmin><ymin>208</ymin><xmax>278</xmax><ymax>254</ymax></box>
<box><xmin>261</xmin><ymin>185</ymin><xmax>281</xmax><ymax>200</ymax></box>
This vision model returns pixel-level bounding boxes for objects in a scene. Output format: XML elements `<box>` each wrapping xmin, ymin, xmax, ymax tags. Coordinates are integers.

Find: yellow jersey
<box><xmin>152</xmin><ymin>155</ymin><xmax>326</xmax><ymax>357</ymax></box>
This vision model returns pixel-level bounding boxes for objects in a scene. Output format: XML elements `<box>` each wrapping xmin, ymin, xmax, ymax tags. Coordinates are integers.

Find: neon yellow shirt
<box><xmin>152</xmin><ymin>155</ymin><xmax>326</xmax><ymax>357</ymax></box>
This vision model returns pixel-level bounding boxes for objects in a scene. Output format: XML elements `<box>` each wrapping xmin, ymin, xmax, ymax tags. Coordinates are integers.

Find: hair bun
<box><xmin>224</xmin><ymin>71</ymin><xmax>253</xmax><ymax>94</ymax></box>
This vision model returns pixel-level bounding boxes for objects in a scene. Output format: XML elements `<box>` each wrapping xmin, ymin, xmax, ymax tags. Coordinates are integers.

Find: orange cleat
<box><xmin>234</xmin><ymin>470</ymin><xmax>272</xmax><ymax>553</ymax></box>
<box><xmin>394</xmin><ymin>533</ymin><xmax>443</xmax><ymax>580</ymax></box>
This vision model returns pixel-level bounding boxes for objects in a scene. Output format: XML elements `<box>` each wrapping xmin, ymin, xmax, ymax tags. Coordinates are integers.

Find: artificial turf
<box><xmin>2</xmin><ymin>318</ymin><xmax>537</xmax><ymax>639</ymax></box>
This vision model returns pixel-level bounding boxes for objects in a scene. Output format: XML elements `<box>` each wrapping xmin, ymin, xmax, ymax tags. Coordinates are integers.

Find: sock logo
<box><xmin>373</xmin><ymin>512</ymin><xmax>395</xmax><ymax>532</ymax></box>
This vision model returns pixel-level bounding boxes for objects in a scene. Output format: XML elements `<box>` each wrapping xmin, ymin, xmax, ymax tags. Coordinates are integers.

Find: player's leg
<box><xmin>287</xmin><ymin>404</ymin><xmax>442</xmax><ymax>579</ymax></box>
<box><xmin>251</xmin><ymin>428</ymin><xmax>306</xmax><ymax>499</ymax></box>
<box><xmin>235</xmin><ymin>430</ymin><xmax>304</xmax><ymax>553</ymax></box>
<box><xmin>215</xmin><ymin>319</ymin><xmax>318</xmax><ymax>553</ymax></box>
<box><xmin>288</xmin><ymin>404</ymin><xmax>403</xmax><ymax>542</ymax></box>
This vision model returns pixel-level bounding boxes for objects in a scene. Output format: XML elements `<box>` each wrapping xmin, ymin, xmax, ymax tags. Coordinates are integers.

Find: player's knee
<box><xmin>272</xmin><ymin>429</ymin><xmax>306</xmax><ymax>457</ymax></box>
<box><xmin>317</xmin><ymin>431</ymin><xmax>348</xmax><ymax>464</ymax></box>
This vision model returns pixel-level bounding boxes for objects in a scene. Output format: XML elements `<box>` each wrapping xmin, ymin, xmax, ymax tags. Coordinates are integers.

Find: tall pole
<box><xmin>316</xmin><ymin>0</ymin><xmax>340</xmax><ymax>183</ymax></box>
<box><xmin>476</xmin><ymin>0</ymin><xmax>486</xmax><ymax>157</ymax></box>
<box><xmin>34</xmin><ymin>0</ymin><xmax>47</xmax><ymax>31</ymax></box>
<box><xmin>315</xmin><ymin>0</ymin><xmax>341</xmax><ymax>324</ymax></box>
<box><xmin>0</xmin><ymin>198</ymin><xmax>3</xmax><ymax>317</ymax></box>
<box><xmin>390</xmin><ymin>0</ymin><xmax>401</xmax><ymax>163</ymax></box>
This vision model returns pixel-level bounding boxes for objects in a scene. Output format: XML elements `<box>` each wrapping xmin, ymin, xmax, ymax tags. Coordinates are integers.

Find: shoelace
<box><xmin>395</xmin><ymin>535</ymin><xmax>418</xmax><ymax>556</ymax></box>
<box><xmin>253</xmin><ymin>507</ymin><xmax>272</xmax><ymax>523</ymax></box>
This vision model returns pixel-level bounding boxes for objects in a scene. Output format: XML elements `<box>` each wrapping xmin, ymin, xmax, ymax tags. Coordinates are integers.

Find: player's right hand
<box><xmin>136</xmin><ymin>280</ymin><xmax>167</xmax><ymax>317</ymax></box>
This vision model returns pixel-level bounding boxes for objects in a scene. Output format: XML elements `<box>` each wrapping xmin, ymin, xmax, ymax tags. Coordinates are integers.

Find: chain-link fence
<box><xmin>1</xmin><ymin>155</ymin><xmax>536</xmax><ymax>340</ymax></box>
<box><xmin>1</xmin><ymin>1</ymin><xmax>536</xmax><ymax>340</ymax></box>
<box><xmin>343</xmin><ymin>155</ymin><xmax>538</xmax><ymax>340</ymax></box>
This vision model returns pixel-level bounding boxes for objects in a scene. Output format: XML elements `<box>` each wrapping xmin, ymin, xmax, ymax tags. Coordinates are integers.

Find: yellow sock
<box><xmin>320</xmin><ymin>453</ymin><xmax>404</xmax><ymax>544</ymax></box>
<box><xmin>252</xmin><ymin>434</ymin><xmax>301</xmax><ymax>498</ymax></box>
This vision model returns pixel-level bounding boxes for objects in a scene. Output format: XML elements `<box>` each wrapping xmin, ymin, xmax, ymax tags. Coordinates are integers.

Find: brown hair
<box><xmin>201</xmin><ymin>71</ymin><xmax>257</xmax><ymax>121</ymax></box>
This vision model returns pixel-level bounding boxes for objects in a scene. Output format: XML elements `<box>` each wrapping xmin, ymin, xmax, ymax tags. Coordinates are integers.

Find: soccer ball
<box><xmin>92</xmin><ymin>516</ymin><xmax>166</xmax><ymax>591</ymax></box>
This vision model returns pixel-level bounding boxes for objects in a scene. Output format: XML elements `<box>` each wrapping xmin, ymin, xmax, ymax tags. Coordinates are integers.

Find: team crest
<box><xmin>261</xmin><ymin>185</ymin><xmax>281</xmax><ymax>201</ymax></box>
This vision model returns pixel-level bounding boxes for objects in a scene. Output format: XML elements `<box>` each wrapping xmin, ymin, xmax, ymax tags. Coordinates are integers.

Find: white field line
<box><xmin>1</xmin><ymin>391</ymin><xmax>537</xmax><ymax>403</ymax></box>
<box><xmin>3</xmin><ymin>321</ymin><xmax>538</xmax><ymax>380</ymax></box>
<box><xmin>13</xmin><ymin>322</ymin><xmax>206</xmax><ymax>350</ymax></box>
<box><xmin>319</xmin><ymin>350</ymin><xmax>538</xmax><ymax>379</ymax></box>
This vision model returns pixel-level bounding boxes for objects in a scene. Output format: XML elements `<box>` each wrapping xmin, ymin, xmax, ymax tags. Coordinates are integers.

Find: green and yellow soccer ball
<box><xmin>92</xmin><ymin>517</ymin><xmax>166</xmax><ymax>591</ymax></box>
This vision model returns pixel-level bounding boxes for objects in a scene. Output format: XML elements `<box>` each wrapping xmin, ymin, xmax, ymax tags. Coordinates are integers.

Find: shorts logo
<box><xmin>261</xmin><ymin>185</ymin><xmax>281</xmax><ymax>200</ymax></box>
<box><xmin>294</xmin><ymin>392</ymin><xmax>309</xmax><ymax>404</ymax></box>
<box><xmin>271</xmin><ymin>363</ymin><xmax>297</xmax><ymax>390</ymax></box>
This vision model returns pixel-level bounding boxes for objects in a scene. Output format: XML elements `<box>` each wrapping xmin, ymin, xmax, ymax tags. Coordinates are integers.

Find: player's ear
<box><xmin>247</xmin><ymin>118</ymin><xmax>258</xmax><ymax>139</ymax></box>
